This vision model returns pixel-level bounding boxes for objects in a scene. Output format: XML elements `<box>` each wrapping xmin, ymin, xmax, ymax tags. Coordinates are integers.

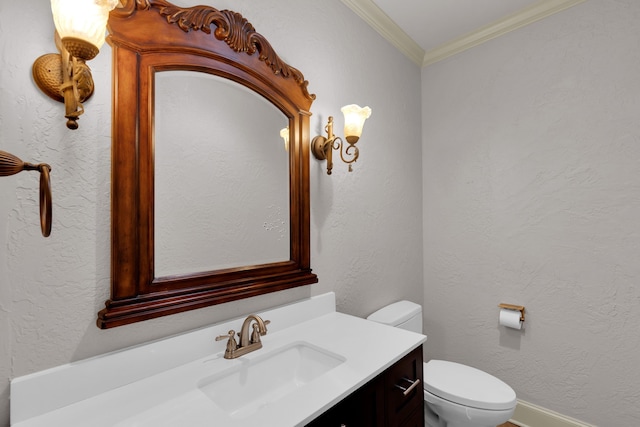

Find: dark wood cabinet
<box><xmin>306</xmin><ymin>346</ymin><xmax>423</xmax><ymax>427</ymax></box>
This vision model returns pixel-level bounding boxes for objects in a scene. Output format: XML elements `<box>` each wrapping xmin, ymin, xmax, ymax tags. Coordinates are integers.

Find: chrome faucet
<box><xmin>215</xmin><ymin>314</ymin><xmax>270</xmax><ymax>359</ymax></box>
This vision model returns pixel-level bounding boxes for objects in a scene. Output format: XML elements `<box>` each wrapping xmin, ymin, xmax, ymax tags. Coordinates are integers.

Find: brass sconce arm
<box><xmin>33</xmin><ymin>0</ymin><xmax>118</xmax><ymax>129</ymax></box>
<box><xmin>311</xmin><ymin>116</ymin><xmax>359</xmax><ymax>175</ymax></box>
<box><xmin>0</xmin><ymin>151</ymin><xmax>52</xmax><ymax>237</ymax></box>
<box><xmin>33</xmin><ymin>34</ymin><xmax>95</xmax><ymax>130</ymax></box>
<box><xmin>311</xmin><ymin>105</ymin><xmax>370</xmax><ymax>175</ymax></box>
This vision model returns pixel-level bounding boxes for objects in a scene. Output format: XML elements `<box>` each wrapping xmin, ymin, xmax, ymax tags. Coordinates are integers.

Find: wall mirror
<box><xmin>154</xmin><ymin>71</ymin><xmax>290</xmax><ymax>277</ymax></box>
<box><xmin>98</xmin><ymin>0</ymin><xmax>317</xmax><ymax>328</ymax></box>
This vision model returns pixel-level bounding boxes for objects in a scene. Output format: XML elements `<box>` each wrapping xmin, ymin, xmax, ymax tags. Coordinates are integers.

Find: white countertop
<box><xmin>11</xmin><ymin>293</ymin><xmax>426</xmax><ymax>427</ymax></box>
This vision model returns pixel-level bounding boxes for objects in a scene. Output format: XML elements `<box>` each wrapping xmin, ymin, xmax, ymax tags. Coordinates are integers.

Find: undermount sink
<box><xmin>198</xmin><ymin>341</ymin><xmax>345</xmax><ymax>419</ymax></box>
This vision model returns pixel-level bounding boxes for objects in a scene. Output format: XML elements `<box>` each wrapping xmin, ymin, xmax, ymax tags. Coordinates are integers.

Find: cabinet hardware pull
<box><xmin>394</xmin><ymin>377</ymin><xmax>421</xmax><ymax>396</ymax></box>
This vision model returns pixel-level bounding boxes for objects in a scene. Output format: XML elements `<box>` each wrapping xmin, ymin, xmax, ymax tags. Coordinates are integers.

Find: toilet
<box><xmin>367</xmin><ymin>301</ymin><xmax>517</xmax><ymax>427</ymax></box>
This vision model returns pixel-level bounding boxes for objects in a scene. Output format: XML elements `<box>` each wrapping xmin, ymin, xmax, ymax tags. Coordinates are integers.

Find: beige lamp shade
<box><xmin>50</xmin><ymin>0</ymin><xmax>118</xmax><ymax>60</ymax></box>
<box><xmin>341</xmin><ymin>104</ymin><xmax>372</xmax><ymax>144</ymax></box>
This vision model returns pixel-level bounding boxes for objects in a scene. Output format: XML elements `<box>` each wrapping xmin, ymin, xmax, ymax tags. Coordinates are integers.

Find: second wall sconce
<box><xmin>32</xmin><ymin>0</ymin><xmax>118</xmax><ymax>130</ymax></box>
<box><xmin>311</xmin><ymin>104</ymin><xmax>371</xmax><ymax>175</ymax></box>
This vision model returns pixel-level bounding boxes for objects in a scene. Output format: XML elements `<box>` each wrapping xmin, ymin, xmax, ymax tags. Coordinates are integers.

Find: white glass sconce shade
<box><xmin>280</xmin><ymin>127</ymin><xmax>290</xmax><ymax>151</ymax></box>
<box><xmin>341</xmin><ymin>104</ymin><xmax>371</xmax><ymax>144</ymax></box>
<box><xmin>50</xmin><ymin>0</ymin><xmax>118</xmax><ymax>60</ymax></box>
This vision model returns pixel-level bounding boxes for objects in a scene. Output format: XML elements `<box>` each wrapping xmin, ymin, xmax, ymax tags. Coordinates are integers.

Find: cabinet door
<box><xmin>352</xmin><ymin>377</ymin><xmax>385</xmax><ymax>427</ymax></box>
<box><xmin>384</xmin><ymin>346</ymin><xmax>424</xmax><ymax>427</ymax></box>
<box><xmin>306</xmin><ymin>378</ymin><xmax>384</xmax><ymax>427</ymax></box>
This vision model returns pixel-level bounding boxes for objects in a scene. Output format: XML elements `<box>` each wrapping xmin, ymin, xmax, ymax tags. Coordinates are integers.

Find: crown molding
<box><xmin>340</xmin><ymin>0</ymin><xmax>587</xmax><ymax>68</ymax></box>
<box><xmin>339</xmin><ymin>0</ymin><xmax>425</xmax><ymax>66</ymax></box>
<box><xmin>423</xmin><ymin>0</ymin><xmax>587</xmax><ymax>66</ymax></box>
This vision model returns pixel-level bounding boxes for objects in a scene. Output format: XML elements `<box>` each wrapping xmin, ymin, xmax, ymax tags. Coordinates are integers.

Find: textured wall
<box><xmin>0</xmin><ymin>0</ymin><xmax>423</xmax><ymax>424</ymax></box>
<box><xmin>422</xmin><ymin>1</ymin><xmax>640</xmax><ymax>425</ymax></box>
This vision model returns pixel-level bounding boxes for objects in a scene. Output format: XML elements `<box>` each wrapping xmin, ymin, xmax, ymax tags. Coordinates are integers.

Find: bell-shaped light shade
<box><xmin>280</xmin><ymin>127</ymin><xmax>290</xmax><ymax>152</ymax></box>
<box><xmin>50</xmin><ymin>0</ymin><xmax>118</xmax><ymax>60</ymax></box>
<box><xmin>341</xmin><ymin>104</ymin><xmax>372</xmax><ymax>144</ymax></box>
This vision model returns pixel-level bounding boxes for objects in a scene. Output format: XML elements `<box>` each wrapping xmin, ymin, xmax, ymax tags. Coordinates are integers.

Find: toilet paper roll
<box><xmin>499</xmin><ymin>308</ymin><xmax>523</xmax><ymax>330</ymax></box>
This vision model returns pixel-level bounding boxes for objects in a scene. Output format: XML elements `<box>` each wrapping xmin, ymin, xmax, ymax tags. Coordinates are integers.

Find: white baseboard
<box><xmin>511</xmin><ymin>400</ymin><xmax>596</xmax><ymax>427</ymax></box>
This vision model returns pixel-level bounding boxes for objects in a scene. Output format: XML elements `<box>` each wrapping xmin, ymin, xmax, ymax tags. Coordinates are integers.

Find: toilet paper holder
<box><xmin>498</xmin><ymin>303</ymin><xmax>525</xmax><ymax>322</ymax></box>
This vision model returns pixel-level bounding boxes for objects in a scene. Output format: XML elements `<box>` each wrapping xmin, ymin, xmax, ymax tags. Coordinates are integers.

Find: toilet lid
<box><xmin>423</xmin><ymin>360</ymin><xmax>516</xmax><ymax>411</ymax></box>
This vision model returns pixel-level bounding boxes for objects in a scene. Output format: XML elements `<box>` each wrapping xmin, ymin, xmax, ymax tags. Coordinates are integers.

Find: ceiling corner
<box><xmin>340</xmin><ymin>0</ymin><xmax>425</xmax><ymax>66</ymax></box>
<box><xmin>340</xmin><ymin>0</ymin><xmax>587</xmax><ymax>68</ymax></box>
<box><xmin>422</xmin><ymin>0</ymin><xmax>588</xmax><ymax>67</ymax></box>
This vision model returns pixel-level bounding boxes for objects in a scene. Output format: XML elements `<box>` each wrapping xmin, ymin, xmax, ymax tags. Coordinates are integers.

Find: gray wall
<box><xmin>0</xmin><ymin>0</ymin><xmax>423</xmax><ymax>424</ymax></box>
<box><xmin>422</xmin><ymin>1</ymin><xmax>640</xmax><ymax>425</ymax></box>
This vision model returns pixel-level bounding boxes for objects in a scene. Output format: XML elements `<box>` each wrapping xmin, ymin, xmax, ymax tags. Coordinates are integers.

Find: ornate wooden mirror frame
<box><xmin>98</xmin><ymin>0</ymin><xmax>317</xmax><ymax>328</ymax></box>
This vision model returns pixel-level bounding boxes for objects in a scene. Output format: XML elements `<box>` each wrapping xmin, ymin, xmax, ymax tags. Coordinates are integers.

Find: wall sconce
<box><xmin>280</xmin><ymin>127</ymin><xmax>290</xmax><ymax>152</ymax></box>
<box><xmin>32</xmin><ymin>0</ymin><xmax>118</xmax><ymax>130</ymax></box>
<box><xmin>311</xmin><ymin>104</ymin><xmax>371</xmax><ymax>175</ymax></box>
<box><xmin>0</xmin><ymin>151</ymin><xmax>52</xmax><ymax>237</ymax></box>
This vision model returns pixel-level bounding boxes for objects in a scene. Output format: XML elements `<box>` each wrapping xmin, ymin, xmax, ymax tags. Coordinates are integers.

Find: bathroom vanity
<box><xmin>306</xmin><ymin>346</ymin><xmax>424</xmax><ymax>427</ymax></box>
<box><xmin>11</xmin><ymin>293</ymin><xmax>426</xmax><ymax>426</ymax></box>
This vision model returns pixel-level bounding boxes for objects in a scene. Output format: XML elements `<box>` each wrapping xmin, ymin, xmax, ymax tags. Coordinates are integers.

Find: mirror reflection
<box><xmin>154</xmin><ymin>71</ymin><xmax>290</xmax><ymax>277</ymax></box>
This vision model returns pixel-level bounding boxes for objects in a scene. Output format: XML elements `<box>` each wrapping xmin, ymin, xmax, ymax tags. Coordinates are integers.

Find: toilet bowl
<box><xmin>367</xmin><ymin>301</ymin><xmax>517</xmax><ymax>427</ymax></box>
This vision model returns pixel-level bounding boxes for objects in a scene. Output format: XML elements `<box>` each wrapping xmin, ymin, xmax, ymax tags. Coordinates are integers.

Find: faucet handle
<box><xmin>215</xmin><ymin>329</ymin><xmax>236</xmax><ymax>342</ymax></box>
<box><xmin>215</xmin><ymin>330</ymin><xmax>238</xmax><ymax>358</ymax></box>
<box><xmin>261</xmin><ymin>319</ymin><xmax>271</xmax><ymax>336</ymax></box>
<box><xmin>250</xmin><ymin>320</ymin><xmax>271</xmax><ymax>344</ymax></box>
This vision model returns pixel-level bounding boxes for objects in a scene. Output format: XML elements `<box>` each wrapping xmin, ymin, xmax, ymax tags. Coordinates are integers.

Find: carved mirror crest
<box><xmin>98</xmin><ymin>0</ymin><xmax>317</xmax><ymax>328</ymax></box>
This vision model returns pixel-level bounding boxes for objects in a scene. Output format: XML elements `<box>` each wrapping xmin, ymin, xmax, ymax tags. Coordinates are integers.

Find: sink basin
<box><xmin>198</xmin><ymin>341</ymin><xmax>345</xmax><ymax>419</ymax></box>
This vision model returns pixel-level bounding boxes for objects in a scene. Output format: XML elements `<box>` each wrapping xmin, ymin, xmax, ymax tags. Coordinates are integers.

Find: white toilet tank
<box><xmin>366</xmin><ymin>300</ymin><xmax>423</xmax><ymax>334</ymax></box>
